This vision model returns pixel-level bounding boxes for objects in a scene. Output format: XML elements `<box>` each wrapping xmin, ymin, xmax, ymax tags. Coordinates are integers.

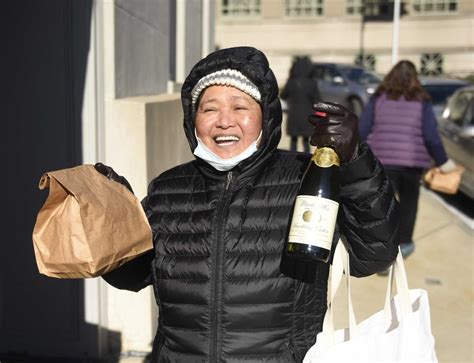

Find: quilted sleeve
<box><xmin>101</xmin><ymin>194</ymin><xmax>155</xmax><ymax>292</ymax></box>
<box><xmin>338</xmin><ymin>142</ymin><xmax>400</xmax><ymax>277</ymax></box>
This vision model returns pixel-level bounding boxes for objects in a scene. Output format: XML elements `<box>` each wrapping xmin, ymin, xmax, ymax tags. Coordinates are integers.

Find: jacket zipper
<box><xmin>210</xmin><ymin>171</ymin><xmax>233</xmax><ymax>362</ymax></box>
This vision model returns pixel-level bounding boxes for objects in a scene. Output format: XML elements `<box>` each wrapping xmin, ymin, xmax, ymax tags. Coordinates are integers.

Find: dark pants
<box><xmin>385</xmin><ymin>167</ymin><xmax>423</xmax><ymax>244</ymax></box>
<box><xmin>290</xmin><ymin>136</ymin><xmax>310</xmax><ymax>153</ymax></box>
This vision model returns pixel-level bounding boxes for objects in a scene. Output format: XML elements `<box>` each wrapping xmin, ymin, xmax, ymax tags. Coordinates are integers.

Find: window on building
<box><xmin>347</xmin><ymin>1</ymin><xmax>408</xmax><ymax>20</ymax></box>
<box><xmin>412</xmin><ymin>0</ymin><xmax>457</xmax><ymax>14</ymax></box>
<box><xmin>355</xmin><ymin>54</ymin><xmax>376</xmax><ymax>71</ymax></box>
<box><xmin>362</xmin><ymin>0</ymin><xmax>402</xmax><ymax>18</ymax></box>
<box><xmin>420</xmin><ymin>53</ymin><xmax>444</xmax><ymax>76</ymax></box>
<box><xmin>285</xmin><ymin>0</ymin><xmax>324</xmax><ymax>17</ymax></box>
<box><xmin>221</xmin><ymin>0</ymin><xmax>261</xmax><ymax>17</ymax></box>
<box><xmin>347</xmin><ymin>0</ymin><xmax>363</xmax><ymax>15</ymax></box>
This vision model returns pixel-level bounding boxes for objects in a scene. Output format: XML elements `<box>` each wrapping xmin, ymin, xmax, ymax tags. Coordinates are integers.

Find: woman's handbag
<box><xmin>423</xmin><ymin>166</ymin><xmax>465</xmax><ymax>195</ymax></box>
<box><xmin>303</xmin><ymin>240</ymin><xmax>438</xmax><ymax>362</ymax></box>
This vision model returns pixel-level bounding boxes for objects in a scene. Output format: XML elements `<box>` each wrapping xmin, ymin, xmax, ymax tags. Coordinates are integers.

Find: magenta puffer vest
<box><xmin>367</xmin><ymin>94</ymin><xmax>432</xmax><ymax>168</ymax></box>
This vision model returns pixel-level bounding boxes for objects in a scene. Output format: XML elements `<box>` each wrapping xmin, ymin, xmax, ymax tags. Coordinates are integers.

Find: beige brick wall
<box><xmin>215</xmin><ymin>0</ymin><xmax>474</xmax><ymax>81</ymax></box>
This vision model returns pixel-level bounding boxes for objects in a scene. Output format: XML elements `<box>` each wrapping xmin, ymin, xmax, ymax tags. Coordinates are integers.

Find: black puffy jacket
<box><xmin>103</xmin><ymin>47</ymin><xmax>399</xmax><ymax>362</ymax></box>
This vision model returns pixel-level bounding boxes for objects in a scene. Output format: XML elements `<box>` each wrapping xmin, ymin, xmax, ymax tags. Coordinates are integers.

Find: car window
<box><xmin>338</xmin><ymin>67</ymin><xmax>380</xmax><ymax>84</ymax></box>
<box><xmin>423</xmin><ymin>84</ymin><xmax>466</xmax><ymax>106</ymax></box>
<box><xmin>448</xmin><ymin>91</ymin><xmax>473</xmax><ymax>127</ymax></box>
<box><xmin>312</xmin><ymin>66</ymin><xmax>325</xmax><ymax>80</ymax></box>
<box><xmin>312</xmin><ymin>66</ymin><xmax>340</xmax><ymax>82</ymax></box>
<box><xmin>463</xmin><ymin>99</ymin><xmax>473</xmax><ymax>127</ymax></box>
<box><xmin>323</xmin><ymin>67</ymin><xmax>339</xmax><ymax>82</ymax></box>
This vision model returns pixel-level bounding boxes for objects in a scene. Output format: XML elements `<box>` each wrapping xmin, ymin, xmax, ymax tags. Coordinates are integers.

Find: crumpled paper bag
<box><xmin>32</xmin><ymin>164</ymin><xmax>153</xmax><ymax>278</ymax></box>
<box><xmin>423</xmin><ymin>165</ymin><xmax>465</xmax><ymax>195</ymax></box>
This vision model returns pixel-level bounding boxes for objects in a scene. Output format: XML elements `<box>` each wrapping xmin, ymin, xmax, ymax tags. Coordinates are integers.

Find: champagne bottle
<box><xmin>286</xmin><ymin>146</ymin><xmax>340</xmax><ymax>262</ymax></box>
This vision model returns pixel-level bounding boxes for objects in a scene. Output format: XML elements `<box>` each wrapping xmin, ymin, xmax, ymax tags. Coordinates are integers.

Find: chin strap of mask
<box><xmin>193</xmin><ymin>130</ymin><xmax>262</xmax><ymax>171</ymax></box>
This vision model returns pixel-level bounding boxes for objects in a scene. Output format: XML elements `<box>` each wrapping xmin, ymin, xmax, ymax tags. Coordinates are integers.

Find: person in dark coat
<box><xmin>359</xmin><ymin>60</ymin><xmax>456</xmax><ymax>260</ymax></box>
<box><xmin>281</xmin><ymin>56</ymin><xmax>321</xmax><ymax>153</ymax></box>
<box><xmin>97</xmin><ymin>46</ymin><xmax>399</xmax><ymax>362</ymax></box>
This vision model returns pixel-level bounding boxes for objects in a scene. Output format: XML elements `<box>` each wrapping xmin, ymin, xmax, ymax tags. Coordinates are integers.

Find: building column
<box><xmin>176</xmin><ymin>0</ymin><xmax>186</xmax><ymax>83</ymax></box>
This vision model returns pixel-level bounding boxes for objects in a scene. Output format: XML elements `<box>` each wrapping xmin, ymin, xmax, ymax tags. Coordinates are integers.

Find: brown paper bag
<box><xmin>423</xmin><ymin>165</ymin><xmax>465</xmax><ymax>195</ymax></box>
<box><xmin>32</xmin><ymin>164</ymin><xmax>153</xmax><ymax>278</ymax></box>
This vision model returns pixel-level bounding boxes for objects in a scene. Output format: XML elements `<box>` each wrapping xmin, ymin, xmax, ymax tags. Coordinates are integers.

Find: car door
<box><xmin>439</xmin><ymin>90</ymin><xmax>474</xmax><ymax>197</ymax></box>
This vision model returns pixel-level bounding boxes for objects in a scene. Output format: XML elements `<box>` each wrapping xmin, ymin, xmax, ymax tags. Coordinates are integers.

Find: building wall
<box><xmin>185</xmin><ymin>0</ymin><xmax>204</xmax><ymax>74</ymax></box>
<box><xmin>84</xmin><ymin>0</ymin><xmax>211</xmax><ymax>355</ymax></box>
<box><xmin>215</xmin><ymin>0</ymin><xmax>474</xmax><ymax>85</ymax></box>
<box><xmin>115</xmin><ymin>0</ymin><xmax>171</xmax><ymax>98</ymax></box>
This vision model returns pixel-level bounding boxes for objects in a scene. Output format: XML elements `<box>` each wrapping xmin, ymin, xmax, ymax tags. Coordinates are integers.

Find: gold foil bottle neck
<box><xmin>311</xmin><ymin>147</ymin><xmax>340</xmax><ymax>168</ymax></box>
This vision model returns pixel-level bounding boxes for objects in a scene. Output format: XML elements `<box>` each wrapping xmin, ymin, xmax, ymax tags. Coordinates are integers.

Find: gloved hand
<box><xmin>309</xmin><ymin>102</ymin><xmax>360</xmax><ymax>163</ymax></box>
<box><xmin>94</xmin><ymin>162</ymin><xmax>134</xmax><ymax>194</ymax></box>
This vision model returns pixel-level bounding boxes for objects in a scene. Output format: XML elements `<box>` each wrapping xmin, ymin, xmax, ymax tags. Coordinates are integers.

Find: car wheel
<box><xmin>348</xmin><ymin>97</ymin><xmax>363</xmax><ymax>116</ymax></box>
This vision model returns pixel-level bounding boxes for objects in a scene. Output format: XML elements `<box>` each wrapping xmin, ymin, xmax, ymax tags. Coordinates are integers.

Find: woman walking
<box><xmin>359</xmin><ymin>60</ymin><xmax>456</xmax><ymax>259</ymax></box>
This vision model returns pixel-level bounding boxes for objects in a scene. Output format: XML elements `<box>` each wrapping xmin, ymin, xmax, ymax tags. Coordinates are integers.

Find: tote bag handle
<box><xmin>322</xmin><ymin>240</ymin><xmax>359</xmax><ymax>341</ymax></box>
<box><xmin>324</xmin><ymin>242</ymin><xmax>413</xmax><ymax>344</ymax></box>
<box><xmin>384</xmin><ymin>247</ymin><xmax>413</xmax><ymax>319</ymax></box>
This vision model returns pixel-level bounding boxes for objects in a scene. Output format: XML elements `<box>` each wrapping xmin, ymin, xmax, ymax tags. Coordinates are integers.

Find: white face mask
<box><xmin>193</xmin><ymin>131</ymin><xmax>262</xmax><ymax>171</ymax></box>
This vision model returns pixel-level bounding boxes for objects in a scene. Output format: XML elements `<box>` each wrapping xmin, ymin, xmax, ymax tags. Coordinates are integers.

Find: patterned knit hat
<box><xmin>191</xmin><ymin>68</ymin><xmax>262</xmax><ymax>109</ymax></box>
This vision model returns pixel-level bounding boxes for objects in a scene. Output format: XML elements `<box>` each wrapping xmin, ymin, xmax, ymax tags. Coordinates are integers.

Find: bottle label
<box><xmin>311</xmin><ymin>147</ymin><xmax>340</xmax><ymax>168</ymax></box>
<box><xmin>288</xmin><ymin>195</ymin><xmax>339</xmax><ymax>250</ymax></box>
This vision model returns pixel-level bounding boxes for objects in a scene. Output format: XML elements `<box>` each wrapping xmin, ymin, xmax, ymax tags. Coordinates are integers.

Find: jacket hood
<box><xmin>181</xmin><ymin>46</ymin><xmax>282</xmax><ymax>174</ymax></box>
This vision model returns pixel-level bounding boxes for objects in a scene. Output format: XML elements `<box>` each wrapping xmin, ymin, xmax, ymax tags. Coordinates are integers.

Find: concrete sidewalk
<box><xmin>332</xmin><ymin>187</ymin><xmax>473</xmax><ymax>363</ymax></box>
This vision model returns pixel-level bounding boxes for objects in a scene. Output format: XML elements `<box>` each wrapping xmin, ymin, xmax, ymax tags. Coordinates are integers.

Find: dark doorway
<box><xmin>1</xmin><ymin>1</ymin><xmax>120</xmax><ymax>360</ymax></box>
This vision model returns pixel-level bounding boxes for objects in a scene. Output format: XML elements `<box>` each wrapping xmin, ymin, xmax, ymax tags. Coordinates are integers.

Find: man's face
<box><xmin>195</xmin><ymin>85</ymin><xmax>263</xmax><ymax>159</ymax></box>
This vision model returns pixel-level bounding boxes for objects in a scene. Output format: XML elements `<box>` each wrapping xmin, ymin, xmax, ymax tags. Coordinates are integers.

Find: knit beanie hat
<box><xmin>191</xmin><ymin>68</ymin><xmax>262</xmax><ymax>109</ymax></box>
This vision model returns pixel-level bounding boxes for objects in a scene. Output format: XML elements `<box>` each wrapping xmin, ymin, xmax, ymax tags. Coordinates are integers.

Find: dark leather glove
<box><xmin>309</xmin><ymin>102</ymin><xmax>360</xmax><ymax>163</ymax></box>
<box><xmin>94</xmin><ymin>162</ymin><xmax>134</xmax><ymax>194</ymax></box>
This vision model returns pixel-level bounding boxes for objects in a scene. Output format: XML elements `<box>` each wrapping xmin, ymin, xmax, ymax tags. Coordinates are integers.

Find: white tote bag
<box><xmin>304</xmin><ymin>240</ymin><xmax>438</xmax><ymax>363</ymax></box>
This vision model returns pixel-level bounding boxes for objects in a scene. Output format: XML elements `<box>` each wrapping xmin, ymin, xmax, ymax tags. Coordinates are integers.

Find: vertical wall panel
<box><xmin>185</xmin><ymin>0</ymin><xmax>203</xmax><ymax>76</ymax></box>
<box><xmin>115</xmin><ymin>0</ymin><xmax>170</xmax><ymax>98</ymax></box>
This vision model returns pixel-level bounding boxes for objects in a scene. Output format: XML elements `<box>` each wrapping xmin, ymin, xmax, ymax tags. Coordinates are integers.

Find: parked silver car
<box><xmin>438</xmin><ymin>85</ymin><xmax>474</xmax><ymax>199</ymax></box>
<box><xmin>311</xmin><ymin>63</ymin><xmax>382</xmax><ymax>116</ymax></box>
<box><xmin>420</xmin><ymin>77</ymin><xmax>470</xmax><ymax>121</ymax></box>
